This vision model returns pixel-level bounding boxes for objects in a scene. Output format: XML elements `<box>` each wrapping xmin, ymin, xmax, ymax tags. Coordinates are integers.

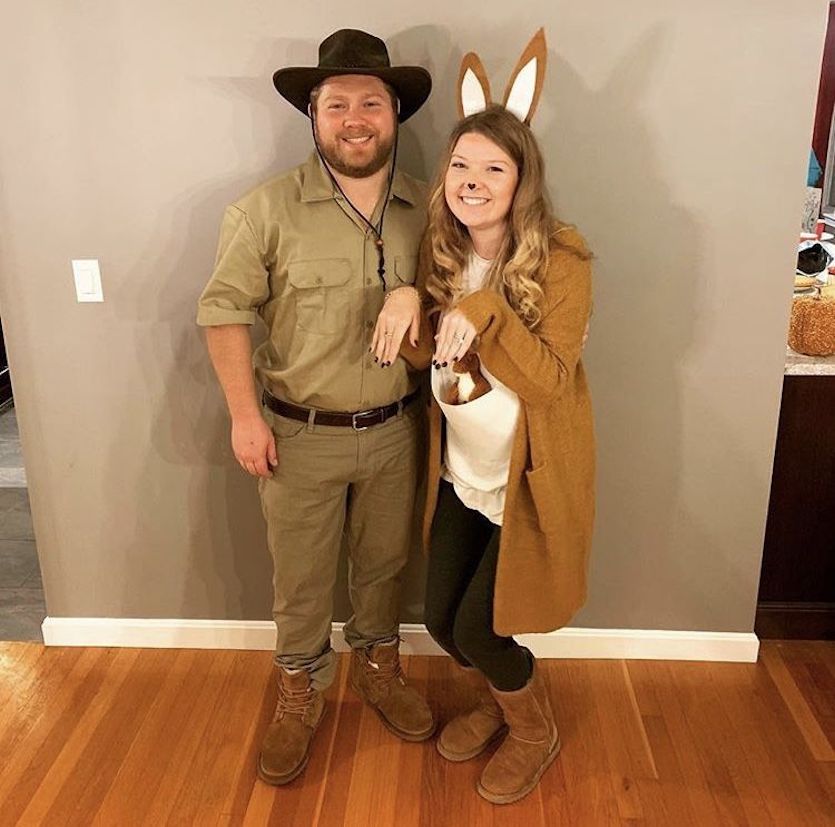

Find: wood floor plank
<box><xmin>16</xmin><ymin>648</ymin><xmax>142</xmax><ymax>825</ymax></box>
<box><xmin>316</xmin><ymin>657</ymin><xmax>365</xmax><ymax>827</ymax></box>
<box><xmin>40</xmin><ymin>648</ymin><xmax>173</xmax><ymax>826</ymax></box>
<box><xmin>0</xmin><ymin>641</ymin><xmax>834</xmax><ymax>826</ymax></box>
<box><xmin>542</xmin><ymin>660</ymin><xmax>621</xmax><ymax>826</ymax></box>
<box><xmin>340</xmin><ymin>663</ymin><xmax>409</xmax><ymax>826</ymax></box>
<box><xmin>134</xmin><ymin>650</ymin><xmax>240</xmax><ymax>825</ymax></box>
<box><xmin>174</xmin><ymin>651</ymin><xmax>274</xmax><ymax>826</ymax></box>
<box><xmin>779</xmin><ymin>642</ymin><xmax>835</xmax><ymax>744</ymax></box>
<box><xmin>760</xmin><ymin>643</ymin><xmax>835</xmax><ymax>762</ymax></box>
<box><xmin>92</xmin><ymin>648</ymin><xmax>208</xmax><ymax>825</ymax></box>
<box><xmin>391</xmin><ymin>655</ymin><xmax>428</xmax><ymax>827</ymax></box>
<box><xmin>0</xmin><ymin>640</ymin><xmax>45</xmax><ymax>716</ymax></box>
<box><xmin>0</xmin><ymin>647</ymin><xmax>112</xmax><ymax>821</ymax></box>
<box><xmin>708</xmin><ymin>652</ymin><xmax>832</xmax><ymax>826</ymax></box>
<box><xmin>627</xmin><ymin>661</ymin><xmax>725</xmax><ymax>825</ymax></box>
<box><xmin>0</xmin><ymin>645</ymin><xmax>76</xmax><ymax>762</ymax></box>
<box><xmin>586</xmin><ymin>659</ymin><xmax>661</xmax><ymax>821</ymax></box>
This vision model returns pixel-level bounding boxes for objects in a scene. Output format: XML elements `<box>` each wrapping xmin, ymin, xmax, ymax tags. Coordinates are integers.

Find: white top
<box><xmin>431</xmin><ymin>253</ymin><xmax>521</xmax><ymax>525</ymax></box>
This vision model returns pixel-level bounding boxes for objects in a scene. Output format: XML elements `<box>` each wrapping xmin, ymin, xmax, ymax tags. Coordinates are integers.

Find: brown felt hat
<box><xmin>273</xmin><ymin>29</ymin><xmax>432</xmax><ymax>122</ymax></box>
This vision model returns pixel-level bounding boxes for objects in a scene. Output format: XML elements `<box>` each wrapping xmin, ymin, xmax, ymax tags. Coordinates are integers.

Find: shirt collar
<box><xmin>300</xmin><ymin>151</ymin><xmax>418</xmax><ymax>207</ymax></box>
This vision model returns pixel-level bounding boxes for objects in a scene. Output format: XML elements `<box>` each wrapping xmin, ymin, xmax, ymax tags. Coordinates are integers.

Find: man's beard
<box><xmin>314</xmin><ymin>125</ymin><xmax>395</xmax><ymax>179</ymax></box>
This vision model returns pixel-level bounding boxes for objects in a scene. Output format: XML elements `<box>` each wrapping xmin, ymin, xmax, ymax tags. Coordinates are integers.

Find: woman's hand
<box><xmin>371</xmin><ymin>286</ymin><xmax>421</xmax><ymax>367</ymax></box>
<box><xmin>434</xmin><ymin>308</ymin><xmax>478</xmax><ymax>366</ymax></box>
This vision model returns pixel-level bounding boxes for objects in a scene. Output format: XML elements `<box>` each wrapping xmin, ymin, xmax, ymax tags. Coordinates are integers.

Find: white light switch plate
<box><xmin>72</xmin><ymin>259</ymin><xmax>104</xmax><ymax>303</ymax></box>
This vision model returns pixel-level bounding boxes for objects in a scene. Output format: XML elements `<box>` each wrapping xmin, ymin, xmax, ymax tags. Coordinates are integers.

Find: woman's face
<box><xmin>444</xmin><ymin>132</ymin><xmax>519</xmax><ymax>237</ymax></box>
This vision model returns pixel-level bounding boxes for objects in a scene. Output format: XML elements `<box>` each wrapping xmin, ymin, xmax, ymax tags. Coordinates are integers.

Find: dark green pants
<box><xmin>424</xmin><ymin>480</ymin><xmax>533</xmax><ymax>691</ymax></box>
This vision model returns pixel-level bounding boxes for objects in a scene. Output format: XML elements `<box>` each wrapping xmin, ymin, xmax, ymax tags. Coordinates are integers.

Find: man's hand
<box><xmin>371</xmin><ymin>286</ymin><xmax>421</xmax><ymax>366</ymax></box>
<box><xmin>232</xmin><ymin>412</ymin><xmax>278</xmax><ymax>477</ymax></box>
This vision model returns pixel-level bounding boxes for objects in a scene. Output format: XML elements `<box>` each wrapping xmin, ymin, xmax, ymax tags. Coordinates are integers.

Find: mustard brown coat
<box><xmin>402</xmin><ymin>227</ymin><xmax>595</xmax><ymax>636</ymax></box>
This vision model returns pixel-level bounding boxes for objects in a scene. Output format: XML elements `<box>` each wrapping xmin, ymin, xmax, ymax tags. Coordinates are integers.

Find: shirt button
<box><xmin>315</xmin><ymin>277</ymin><xmax>323</xmax><ymax>285</ymax></box>
<box><xmin>366</xmin><ymin>278</ymin><xmax>372</xmax><ymax>285</ymax></box>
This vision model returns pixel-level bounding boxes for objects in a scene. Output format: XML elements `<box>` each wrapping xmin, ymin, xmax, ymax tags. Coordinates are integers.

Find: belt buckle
<box><xmin>352</xmin><ymin>409</ymin><xmax>376</xmax><ymax>431</ymax></box>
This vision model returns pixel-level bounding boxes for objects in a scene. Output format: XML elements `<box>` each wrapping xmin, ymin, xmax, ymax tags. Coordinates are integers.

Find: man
<box><xmin>197</xmin><ymin>29</ymin><xmax>434</xmax><ymax>785</ymax></box>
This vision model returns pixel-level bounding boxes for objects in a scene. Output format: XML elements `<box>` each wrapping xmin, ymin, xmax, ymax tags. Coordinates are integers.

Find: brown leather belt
<box><xmin>262</xmin><ymin>388</ymin><xmax>419</xmax><ymax>431</ymax></box>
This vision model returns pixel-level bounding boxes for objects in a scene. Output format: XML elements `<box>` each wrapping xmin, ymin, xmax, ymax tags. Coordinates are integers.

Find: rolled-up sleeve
<box><xmin>197</xmin><ymin>205</ymin><xmax>270</xmax><ymax>326</ymax></box>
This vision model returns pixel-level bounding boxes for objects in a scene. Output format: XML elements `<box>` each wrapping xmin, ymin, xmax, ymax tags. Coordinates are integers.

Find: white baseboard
<box><xmin>40</xmin><ymin>618</ymin><xmax>759</xmax><ymax>663</ymax></box>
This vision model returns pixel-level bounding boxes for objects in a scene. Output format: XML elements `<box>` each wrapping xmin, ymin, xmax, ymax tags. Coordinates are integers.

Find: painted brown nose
<box><xmin>466</xmin><ymin>183</ymin><xmax>477</xmax><ymax>190</ymax></box>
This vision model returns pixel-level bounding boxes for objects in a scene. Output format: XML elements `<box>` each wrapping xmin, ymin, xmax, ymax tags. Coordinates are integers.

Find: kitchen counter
<box><xmin>785</xmin><ymin>346</ymin><xmax>835</xmax><ymax>375</ymax></box>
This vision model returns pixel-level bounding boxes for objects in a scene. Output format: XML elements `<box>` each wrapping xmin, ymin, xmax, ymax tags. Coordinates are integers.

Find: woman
<box><xmin>374</xmin><ymin>104</ymin><xmax>594</xmax><ymax>804</ymax></box>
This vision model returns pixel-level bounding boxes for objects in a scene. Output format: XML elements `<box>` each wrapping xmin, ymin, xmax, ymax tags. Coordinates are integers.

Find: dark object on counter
<box><xmin>797</xmin><ymin>242</ymin><xmax>832</xmax><ymax>275</ymax></box>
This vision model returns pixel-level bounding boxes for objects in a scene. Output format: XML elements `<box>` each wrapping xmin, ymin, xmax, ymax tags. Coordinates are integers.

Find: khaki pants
<box><xmin>258</xmin><ymin>402</ymin><xmax>421</xmax><ymax>691</ymax></box>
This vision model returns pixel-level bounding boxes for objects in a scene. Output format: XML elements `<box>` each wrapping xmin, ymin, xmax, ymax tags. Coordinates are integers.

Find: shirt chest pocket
<box><xmin>287</xmin><ymin>258</ymin><xmax>352</xmax><ymax>335</ymax></box>
<box><xmin>393</xmin><ymin>255</ymin><xmax>417</xmax><ymax>286</ymax></box>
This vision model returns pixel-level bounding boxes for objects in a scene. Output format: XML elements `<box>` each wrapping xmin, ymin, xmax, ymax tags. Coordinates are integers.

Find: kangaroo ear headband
<box><xmin>457</xmin><ymin>28</ymin><xmax>547</xmax><ymax>124</ymax></box>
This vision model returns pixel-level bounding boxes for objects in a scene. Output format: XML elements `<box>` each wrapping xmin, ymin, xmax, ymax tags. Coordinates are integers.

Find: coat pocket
<box><xmin>525</xmin><ymin>462</ymin><xmax>562</xmax><ymax>536</ymax></box>
<box><xmin>287</xmin><ymin>258</ymin><xmax>352</xmax><ymax>334</ymax></box>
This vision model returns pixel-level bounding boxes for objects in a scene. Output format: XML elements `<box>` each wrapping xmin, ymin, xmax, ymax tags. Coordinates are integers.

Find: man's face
<box><xmin>312</xmin><ymin>75</ymin><xmax>397</xmax><ymax>178</ymax></box>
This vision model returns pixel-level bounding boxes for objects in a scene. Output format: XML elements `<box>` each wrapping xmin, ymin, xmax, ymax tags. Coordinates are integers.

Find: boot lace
<box><xmin>276</xmin><ymin>681</ymin><xmax>314</xmax><ymax>718</ymax></box>
<box><xmin>369</xmin><ymin>653</ymin><xmax>405</xmax><ymax>687</ymax></box>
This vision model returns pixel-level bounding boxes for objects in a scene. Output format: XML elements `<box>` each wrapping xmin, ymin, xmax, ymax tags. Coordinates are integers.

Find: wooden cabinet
<box><xmin>756</xmin><ymin>375</ymin><xmax>835</xmax><ymax>639</ymax></box>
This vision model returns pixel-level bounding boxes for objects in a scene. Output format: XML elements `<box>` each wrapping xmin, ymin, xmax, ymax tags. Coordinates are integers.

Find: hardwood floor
<box><xmin>0</xmin><ymin>641</ymin><xmax>833</xmax><ymax>825</ymax></box>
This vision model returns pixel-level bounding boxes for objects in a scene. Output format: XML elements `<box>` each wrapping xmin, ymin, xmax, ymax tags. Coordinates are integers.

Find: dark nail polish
<box><xmin>442</xmin><ymin>361</ymin><xmax>448</xmax><ymax>367</ymax></box>
<box><xmin>374</xmin><ymin>357</ymin><xmax>378</xmax><ymax>363</ymax></box>
<box><xmin>384</xmin><ymin>361</ymin><xmax>391</xmax><ymax>367</ymax></box>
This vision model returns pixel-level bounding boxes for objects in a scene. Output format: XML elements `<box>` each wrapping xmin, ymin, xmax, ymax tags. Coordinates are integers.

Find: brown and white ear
<box><xmin>501</xmin><ymin>28</ymin><xmax>547</xmax><ymax>124</ymax></box>
<box><xmin>458</xmin><ymin>52</ymin><xmax>492</xmax><ymax>119</ymax></box>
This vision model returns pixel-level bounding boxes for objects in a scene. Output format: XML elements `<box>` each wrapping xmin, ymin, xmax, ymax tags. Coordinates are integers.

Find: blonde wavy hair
<box><xmin>426</xmin><ymin>105</ymin><xmax>586</xmax><ymax>329</ymax></box>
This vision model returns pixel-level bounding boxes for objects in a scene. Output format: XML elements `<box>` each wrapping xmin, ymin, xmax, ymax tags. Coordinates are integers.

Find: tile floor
<box><xmin>0</xmin><ymin>407</ymin><xmax>44</xmax><ymax>641</ymax></box>
<box><xmin>0</xmin><ymin>408</ymin><xmax>27</xmax><ymax>486</ymax></box>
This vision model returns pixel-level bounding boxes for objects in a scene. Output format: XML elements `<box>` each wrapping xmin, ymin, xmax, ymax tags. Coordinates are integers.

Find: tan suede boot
<box><xmin>437</xmin><ymin>667</ymin><xmax>506</xmax><ymax>762</ymax></box>
<box><xmin>477</xmin><ymin>663</ymin><xmax>561</xmax><ymax>805</ymax></box>
<box><xmin>257</xmin><ymin>666</ymin><xmax>325</xmax><ymax>786</ymax></box>
<box><xmin>350</xmin><ymin>639</ymin><xmax>436</xmax><ymax>741</ymax></box>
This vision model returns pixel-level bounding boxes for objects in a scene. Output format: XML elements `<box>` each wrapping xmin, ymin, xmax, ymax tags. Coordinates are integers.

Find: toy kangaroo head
<box><xmin>457</xmin><ymin>28</ymin><xmax>547</xmax><ymax>124</ymax></box>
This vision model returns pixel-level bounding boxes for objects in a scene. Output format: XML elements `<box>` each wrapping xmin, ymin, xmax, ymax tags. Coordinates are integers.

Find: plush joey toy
<box><xmin>445</xmin><ymin>352</ymin><xmax>492</xmax><ymax>405</ymax></box>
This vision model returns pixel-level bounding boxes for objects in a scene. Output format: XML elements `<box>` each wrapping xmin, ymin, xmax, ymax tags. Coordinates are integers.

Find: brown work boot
<box><xmin>477</xmin><ymin>662</ymin><xmax>561</xmax><ymax>805</ymax></box>
<box><xmin>350</xmin><ymin>638</ymin><xmax>436</xmax><ymax>741</ymax></box>
<box><xmin>437</xmin><ymin>666</ymin><xmax>506</xmax><ymax>762</ymax></box>
<box><xmin>257</xmin><ymin>666</ymin><xmax>325</xmax><ymax>786</ymax></box>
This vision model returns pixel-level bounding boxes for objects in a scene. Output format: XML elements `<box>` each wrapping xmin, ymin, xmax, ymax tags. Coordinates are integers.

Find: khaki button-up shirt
<box><xmin>197</xmin><ymin>152</ymin><xmax>427</xmax><ymax>411</ymax></box>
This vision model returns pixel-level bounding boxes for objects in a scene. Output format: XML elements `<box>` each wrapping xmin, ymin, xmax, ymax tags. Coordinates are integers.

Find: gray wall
<box><xmin>0</xmin><ymin>1</ymin><xmax>827</xmax><ymax>632</ymax></box>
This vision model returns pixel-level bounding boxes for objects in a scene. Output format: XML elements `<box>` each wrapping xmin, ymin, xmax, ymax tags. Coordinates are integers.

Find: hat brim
<box><xmin>272</xmin><ymin>66</ymin><xmax>431</xmax><ymax>122</ymax></box>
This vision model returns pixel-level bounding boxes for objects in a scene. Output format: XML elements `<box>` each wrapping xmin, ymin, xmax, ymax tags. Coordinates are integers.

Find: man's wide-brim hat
<box><xmin>273</xmin><ymin>29</ymin><xmax>431</xmax><ymax>122</ymax></box>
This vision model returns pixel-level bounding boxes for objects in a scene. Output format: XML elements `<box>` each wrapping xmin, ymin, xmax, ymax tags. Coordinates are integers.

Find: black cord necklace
<box><xmin>311</xmin><ymin>117</ymin><xmax>399</xmax><ymax>287</ymax></box>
